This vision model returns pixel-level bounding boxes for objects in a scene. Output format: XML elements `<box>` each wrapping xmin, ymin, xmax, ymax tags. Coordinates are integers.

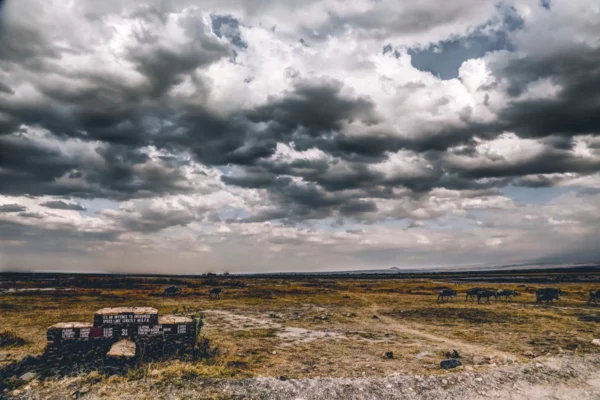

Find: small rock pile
<box><xmin>440</xmin><ymin>349</ymin><xmax>461</xmax><ymax>370</ymax></box>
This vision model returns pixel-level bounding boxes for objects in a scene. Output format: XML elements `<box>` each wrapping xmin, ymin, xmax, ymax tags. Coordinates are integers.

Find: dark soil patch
<box><xmin>576</xmin><ymin>314</ymin><xmax>600</xmax><ymax>323</ymax></box>
<box><xmin>385</xmin><ymin>308</ymin><xmax>529</xmax><ymax>324</ymax></box>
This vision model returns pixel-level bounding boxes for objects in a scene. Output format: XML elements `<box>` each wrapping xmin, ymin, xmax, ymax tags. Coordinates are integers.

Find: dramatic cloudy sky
<box><xmin>0</xmin><ymin>0</ymin><xmax>599</xmax><ymax>273</ymax></box>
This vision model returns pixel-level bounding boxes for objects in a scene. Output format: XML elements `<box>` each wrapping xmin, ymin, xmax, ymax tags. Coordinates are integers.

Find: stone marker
<box><xmin>45</xmin><ymin>307</ymin><xmax>199</xmax><ymax>362</ymax></box>
<box><xmin>107</xmin><ymin>339</ymin><xmax>136</xmax><ymax>359</ymax></box>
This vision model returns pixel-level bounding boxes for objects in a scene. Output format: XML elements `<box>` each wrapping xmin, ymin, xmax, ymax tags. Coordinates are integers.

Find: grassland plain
<box><xmin>1</xmin><ymin>273</ymin><xmax>600</xmax><ymax>399</ymax></box>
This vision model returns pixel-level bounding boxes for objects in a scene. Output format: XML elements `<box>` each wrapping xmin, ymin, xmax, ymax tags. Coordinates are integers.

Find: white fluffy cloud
<box><xmin>0</xmin><ymin>0</ymin><xmax>599</xmax><ymax>273</ymax></box>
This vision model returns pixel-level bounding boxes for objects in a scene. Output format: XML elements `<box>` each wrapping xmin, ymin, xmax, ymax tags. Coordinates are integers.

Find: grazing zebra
<box><xmin>465</xmin><ymin>288</ymin><xmax>484</xmax><ymax>301</ymax></box>
<box><xmin>477</xmin><ymin>290</ymin><xmax>497</xmax><ymax>304</ymax></box>
<box><xmin>437</xmin><ymin>289</ymin><xmax>457</xmax><ymax>303</ymax></box>
<box><xmin>496</xmin><ymin>289</ymin><xmax>520</xmax><ymax>301</ymax></box>
<box><xmin>588</xmin><ymin>290</ymin><xmax>600</xmax><ymax>305</ymax></box>
<box><xmin>209</xmin><ymin>287</ymin><xmax>222</xmax><ymax>299</ymax></box>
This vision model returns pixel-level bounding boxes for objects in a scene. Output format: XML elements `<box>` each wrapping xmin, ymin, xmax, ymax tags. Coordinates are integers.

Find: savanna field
<box><xmin>2</xmin><ymin>271</ymin><xmax>600</xmax><ymax>398</ymax></box>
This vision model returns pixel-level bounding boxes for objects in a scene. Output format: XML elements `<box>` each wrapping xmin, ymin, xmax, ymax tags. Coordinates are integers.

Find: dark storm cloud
<box><xmin>221</xmin><ymin>170</ymin><xmax>278</xmax><ymax>188</ymax></box>
<box><xmin>163</xmin><ymin>79</ymin><xmax>382</xmax><ymax>168</ymax></box>
<box><xmin>0</xmin><ymin>81</ymin><xmax>14</xmax><ymax>94</ymax></box>
<box><xmin>232</xmin><ymin>176</ymin><xmax>360</xmax><ymax>223</ymax></box>
<box><xmin>0</xmin><ymin>133</ymin><xmax>78</xmax><ymax>195</ymax></box>
<box><xmin>0</xmin><ymin>8</ymin><xmax>230</xmax><ymax>144</ymax></box>
<box><xmin>40</xmin><ymin>200</ymin><xmax>86</xmax><ymax>211</ymax></box>
<box><xmin>0</xmin><ymin>133</ymin><xmax>192</xmax><ymax>199</ymax></box>
<box><xmin>0</xmin><ymin>0</ymin><xmax>509</xmax><ymax>211</ymax></box>
<box><xmin>490</xmin><ymin>47</ymin><xmax>600</xmax><ymax>139</ymax></box>
<box><xmin>90</xmin><ymin>145</ymin><xmax>192</xmax><ymax>199</ymax></box>
<box><xmin>0</xmin><ymin>14</ymin><xmax>58</xmax><ymax>66</ymax></box>
<box><xmin>17</xmin><ymin>211</ymin><xmax>44</xmax><ymax>219</ymax></box>
<box><xmin>247</xmin><ymin>80</ymin><xmax>380</xmax><ymax>134</ymax></box>
<box><xmin>339</xmin><ymin>199</ymin><xmax>378</xmax><ymax>215</ymax></box>
<box><xmin>161</xmin><ymin>110</ymin><xmax>276</xmax><ymax>166</ymax></box>
<box><xmin>117</xmin><ymin>209</ymin><xmax>194</xmax><ymax>233</ymax></box>
<box><xmin>0</xmin><ymin>3</ymin><xmax>231</xmax><ymax>201</ymax></box>
<box><xmin>0</xmin><ymin>203</ymin><xmax>26</xmax><ymax>212</ymax></box>
<box><xmin>1</xmin><ymin>0</ymin><xmax>599</xmax><ymax>232</ymax></box>
<box><xmin>129</xmin><ymin>30</ymin><xmax>229</xmax><ymax>98</ymax></box>
<box><xmin>452</xmin><ymin>148</ymin><xmax>600</xmax><ymax>180</ymax></box>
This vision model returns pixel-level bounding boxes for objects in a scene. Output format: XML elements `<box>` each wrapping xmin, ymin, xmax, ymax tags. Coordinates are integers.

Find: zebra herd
<box><xmin>437</xmin><ymin>287</ymin><xmax>600</xmax><ymax>306</ymax></box>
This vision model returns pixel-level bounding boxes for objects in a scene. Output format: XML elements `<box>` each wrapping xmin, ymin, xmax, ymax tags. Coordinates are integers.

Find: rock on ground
<box><xmin>106</xmin><ymin>339</ymin><xmax>136</xmax><ymax>358</ymax></box>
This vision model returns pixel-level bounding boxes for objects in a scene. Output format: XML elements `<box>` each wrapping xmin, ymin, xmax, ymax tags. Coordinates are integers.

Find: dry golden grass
<box><xmin>1</xmin><ymin>275</ymin><xmax>600</xmax><ymax>384</ymax></box>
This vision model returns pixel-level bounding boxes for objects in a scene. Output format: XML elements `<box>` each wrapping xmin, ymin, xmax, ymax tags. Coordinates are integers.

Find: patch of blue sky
<box><xmin>215</xmin><ymin>165</ymin><xmax>233</xmax><ymax>175</ymax></box>
<box><xmin>218</xmin><ymin>207</ymin><xmax>249</xmax><ymax>221</ymax></box>
<box><xmin>501</xmin><ymin>185</ymin><xmax>570</xmax><ymax>205</ymax></box>
<box><xmin>405</xmin><ymin>4</ymin><xmax>525</xmax><ymax>80</ymax></box>
<box><xmin>75</xmin><ymin>198</ymin><xmax>120</xmax><ymax>217</ymax></box>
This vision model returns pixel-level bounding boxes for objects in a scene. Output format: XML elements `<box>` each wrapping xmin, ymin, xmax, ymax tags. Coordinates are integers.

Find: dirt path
<box><xmin>378</xmin><ymin>314</ymin><xmax>515</xmax><ymax>360</ymax></box>
<box><xmin>363</xmin><ymin>298</ymin><xmax>517</xmax><ymax>360</ymax></box>
<box><xmin>204</xmin><ymin>304</ymin><xmax>518</xmax><ymax>359</ymax></box>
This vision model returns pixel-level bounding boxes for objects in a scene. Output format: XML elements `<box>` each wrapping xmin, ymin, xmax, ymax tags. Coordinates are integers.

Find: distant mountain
<box><xmin>242</xmin><ymin>262</ymin><xmax>600</xmax><ymax>276</ymax></box>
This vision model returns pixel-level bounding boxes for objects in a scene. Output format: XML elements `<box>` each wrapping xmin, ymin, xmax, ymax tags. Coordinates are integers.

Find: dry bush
<box><xmin>0</xmin><ymin>330</ymin><xmax>26</xmax><ymax>348</ymax></box>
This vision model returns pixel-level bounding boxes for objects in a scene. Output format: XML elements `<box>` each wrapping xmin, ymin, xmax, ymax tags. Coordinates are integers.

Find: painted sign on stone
<box><xmin>137</xmin><ymin>324</ymin><xmax>188</xmax><ymax>336</ymax></box>
<box><xmin>99</xmin><ymin>314</ymin><xmax>153</xmax><ymax>325</ymax></box>
<box><xmin>59</xmin><ymin>327</ymin><xmax>111</xmax><ymax>340</ymax></box>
